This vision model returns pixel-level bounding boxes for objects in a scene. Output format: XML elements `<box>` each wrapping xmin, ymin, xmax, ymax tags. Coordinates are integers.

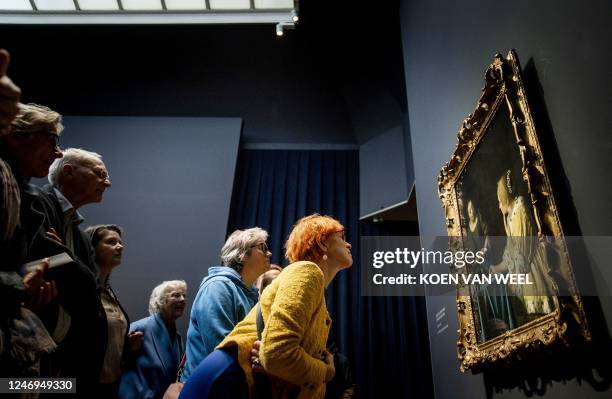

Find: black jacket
<box><xmin>0</xmin><ymin>151</ymin><xmax>27</xmax><ymax>322</ymax></box>
<box><xmin>21</xmin><ymin>184</ymin><xmax>108</xmax><ymax>396</ymax></box>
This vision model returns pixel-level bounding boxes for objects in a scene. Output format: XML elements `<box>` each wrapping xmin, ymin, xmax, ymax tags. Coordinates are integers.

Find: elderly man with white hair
<box><xmin>118</xmin><ymin>280</ymin><xmax>188</xmax><ymax>399</ymax></box>
<box><xmin>45</xmin><ymin>147</ymin><xmax>111</xmax><ymax>265</ymax></box>
<box><xmin>181</xmin><ymin>228</ymin><xmax>272</xmax><ymax>382</ymax></box>
<box><xmin>30</xmin><ymin>147</ymin><xmax>112</xmax><ymax>396</ymax></box>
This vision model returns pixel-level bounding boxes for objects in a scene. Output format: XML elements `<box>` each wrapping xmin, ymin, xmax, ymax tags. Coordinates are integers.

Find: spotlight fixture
<box><xmin>275</xmin><ymin>22</ymin><xmax>295</xmax><ymax>37</ymax></box>
<box><xmin>291</xmin><ymin>9</ymin><xmax>299</xmax><ymax>23</ymax></box>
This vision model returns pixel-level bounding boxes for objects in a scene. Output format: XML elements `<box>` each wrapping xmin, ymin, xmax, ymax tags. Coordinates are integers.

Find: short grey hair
<box><xmin>220</xmin><ymin>227</ymin><xmax>268</xmax><ymax>273</ymax></box>
<box><xmin>148</xmin><ymin>280</ymin><xmax>187</xmax><ymax>315</ymax></box>
<box><xmin>48</xmin><ymin>147</ymin><xmax>103</xmax><ymax>185</ymax></box>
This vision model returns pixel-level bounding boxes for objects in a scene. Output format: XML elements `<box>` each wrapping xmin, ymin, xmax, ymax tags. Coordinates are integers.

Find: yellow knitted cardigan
<box><xmin>217</xmin><ymin>261</ymin><xmax>332</xmax><ymax>399</ymax></box>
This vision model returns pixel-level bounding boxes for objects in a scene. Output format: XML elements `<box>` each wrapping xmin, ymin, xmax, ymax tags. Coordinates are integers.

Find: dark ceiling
<box><xmin>0</xmin><ymin>0</ymin><xmax>406</xmax><ymax>143</ymax></box>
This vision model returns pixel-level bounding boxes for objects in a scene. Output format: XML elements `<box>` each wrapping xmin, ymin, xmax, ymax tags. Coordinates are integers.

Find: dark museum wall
<box><xmin>0</xmin><ymin>24</ymin><xmax>354</xmax><ymax>145</ymax></box>
<box><xmin>400</xmin><ymin>0</ymin><xmax>611</xmax><ymax>398</ymax></box>
<box><xmin>34</xmin><ymin>116</ymin><xmax>242</xmax><ymax>335</ymax></box>
<box><xmin>0</xmin><ymin>1</ymin><xmax>413</xmax><ymax>149</ymax></box>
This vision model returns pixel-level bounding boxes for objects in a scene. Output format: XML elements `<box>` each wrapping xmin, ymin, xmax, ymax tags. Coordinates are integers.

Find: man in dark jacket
<box><xmin>35</xmin><ymin>147</ymin><xmax>115</xmax><ymax>396</ymax></box>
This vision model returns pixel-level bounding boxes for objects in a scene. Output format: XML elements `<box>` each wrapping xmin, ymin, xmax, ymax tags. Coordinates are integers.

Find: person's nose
<box><xmin>53</xmin><ymin>147</ymin><xmax>62</xmax><ymax>158</ymax></box>
<box><xmin>346</xmin><ymin>242</ymin><xmax>352</xmax><ymax>250</ymax></box>
<box><xmin>104</xmin><ymin>178</ymin><xmax>112</xmax><ymax>187</ymax></box>
<box><xmin>266</xmin><ymin>250</ymin><xmax>272</xmax><ymax>258</ymax></box>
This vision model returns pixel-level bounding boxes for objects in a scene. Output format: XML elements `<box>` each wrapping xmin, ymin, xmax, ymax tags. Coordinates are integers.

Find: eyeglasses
<box><xmin>25</xmin><ymin>131</ymin><xmax>60</xmax><ymax>149</ymax></box>
<box><xmin>46</xmin><ymin>133</ymin><xmax>60</xmax><ymax>149</ymax></box>
<box><xmin>92</xmin><ymin>168</ymin><xmax>110</xmax><ymax>181</ymax></box>
<box><xmin>169</xmin><ymin>291</ymin><xmax>187</xmax><ymax>300</ymax></box>
<box><xmin>251</xmin><ymin>242</ymin><xmax>269</xmax><ymax>253</ymax></box>
<box><xmin>77</xmin><ymin>164</ymin><xmax>110</xmax><ymax>181</ymax></box>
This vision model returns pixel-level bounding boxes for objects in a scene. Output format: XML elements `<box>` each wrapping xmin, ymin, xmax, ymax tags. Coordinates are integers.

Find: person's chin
<box><xmin>86</xmin><ymin>195</ymin><xmax>103</xmax><ymax>205</ymax></box>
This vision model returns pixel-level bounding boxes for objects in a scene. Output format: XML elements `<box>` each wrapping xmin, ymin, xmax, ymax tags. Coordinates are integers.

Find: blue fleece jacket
<box><xmin>181</xmin><ymin>266</ymin><xmax>259</xmax><ymax>382</ymax></box>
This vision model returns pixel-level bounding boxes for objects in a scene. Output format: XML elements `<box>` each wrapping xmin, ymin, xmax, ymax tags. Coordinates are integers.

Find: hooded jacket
<box><xmin>182</xmin><ymin>266</ymin><xmax>258</xmax><ymax>381</ymax></box>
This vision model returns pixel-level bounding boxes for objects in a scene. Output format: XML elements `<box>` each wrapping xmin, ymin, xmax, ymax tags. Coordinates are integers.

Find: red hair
<box><xmin>285</xmin><ymin>214</ymin><xmax>344</xmax><ymax>263</ymax></box>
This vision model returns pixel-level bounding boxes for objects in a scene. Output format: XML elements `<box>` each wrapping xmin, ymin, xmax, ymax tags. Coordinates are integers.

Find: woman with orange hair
<box><xmin>178</xmin><ymin>214</ymin><xmax>353</xmax><ymax>399</ymax></box>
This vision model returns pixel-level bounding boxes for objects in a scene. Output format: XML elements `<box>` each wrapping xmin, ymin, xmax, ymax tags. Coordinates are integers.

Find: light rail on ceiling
<box><xmin>0</xmin><ymin>0</ymin><xmax>299</xmax><ymax>26</ymax></box>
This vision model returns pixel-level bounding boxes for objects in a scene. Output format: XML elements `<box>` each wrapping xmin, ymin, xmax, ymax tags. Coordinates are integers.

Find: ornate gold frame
<box><xmin>437</xmin><ymin>50</ymin><xmax>590</xmax><ymax>372</ymax></box>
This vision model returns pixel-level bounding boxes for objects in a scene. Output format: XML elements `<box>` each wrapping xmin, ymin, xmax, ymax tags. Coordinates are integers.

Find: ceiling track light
<box><xmin>290</xmin><ymin>9</ymin><xmax>299</xmax><ymax>23</ymax></box>
<box><xmin>275</xmin><ymin>22</ymin><xmax>294</xmax><ymax>37</ymax></box>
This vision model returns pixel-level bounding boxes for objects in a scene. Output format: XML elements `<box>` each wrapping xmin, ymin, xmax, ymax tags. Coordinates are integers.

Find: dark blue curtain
<box><xmin>359</xmin><ymin>221</ymin><xmax>434</xmax><ymax>399</ymax></box>
<box><xmin>227</xmin><ymin>149</ymin><xmax>433</xmax><ymax>398</ymax></box>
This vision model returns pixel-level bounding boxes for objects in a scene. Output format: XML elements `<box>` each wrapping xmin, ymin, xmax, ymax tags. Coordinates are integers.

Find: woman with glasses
<box><xmin>179</xmin><ymin>214</ymin><xmax>353</xmax><ymax>399</ymax></box>
<box><xmin>0</xmin><ymin>63</ymin><xmax>60</xmax><ymax>383</ymax></box>
<box><xmin>118</xmin><ymin>280</ymin><xmax>187</xmax><ymax>399</ymax></box>
<box><xmin>181</xmin><ymin>227</ymin><xmax>272</xmax><ymax>383</ymax></box>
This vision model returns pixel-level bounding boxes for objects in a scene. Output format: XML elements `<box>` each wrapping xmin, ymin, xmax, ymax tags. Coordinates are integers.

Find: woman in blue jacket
<box><xmin>181</xmin><ymin>227</ymin><xmax>271</xmax><ymax>382</ymax></box>
<box><xmin>118</xmin><ymin>280</ymin><xmax>187</xmax><ymax>399</ymax></box>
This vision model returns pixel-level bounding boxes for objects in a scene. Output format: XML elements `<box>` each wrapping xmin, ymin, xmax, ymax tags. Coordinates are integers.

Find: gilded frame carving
<box><xmin>438</xmin><ymin>50</ymin><xmax>590</xmax><ymax>372</ymax></box>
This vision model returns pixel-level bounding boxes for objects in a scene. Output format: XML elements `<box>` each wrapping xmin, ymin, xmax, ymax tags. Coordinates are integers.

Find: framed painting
<box><xmin>437</xmin><ymin>50</ymin><xmax>590</xmax><ymax>372</ymax></box>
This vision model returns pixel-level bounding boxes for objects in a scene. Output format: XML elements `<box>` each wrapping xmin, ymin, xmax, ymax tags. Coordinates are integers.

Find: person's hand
<box><xmin>45</xmin><ymin>228</ymin><xmax>63</xmax><ymax>245</ymax></box>
<box><xmin>127</xmin><ymin>331</ymin><xmax>144</xmax><ymax>352</ymax></box>
<box><xmin>0</xmin><ymin>49</ymin><xmax>21</xmax><ymax>132</ymax></box>
<box><xmin>162</xmin><ymin>382</ymin><xmax>184</xmax><ymax>399</ymax></box>
<box><xmin>322</xmin><ymin>349</ymin><xmax>335</xmax><ymax>383</ymax></box>
<box><xmin>23</xmin><ymin>259</ymin><xmax>58</xmax><ymax>310</ymax></box>
<box><xmin>250</xmin><ymin>340</ymin><xmax>265</xmax><ymax>373</ymax></box>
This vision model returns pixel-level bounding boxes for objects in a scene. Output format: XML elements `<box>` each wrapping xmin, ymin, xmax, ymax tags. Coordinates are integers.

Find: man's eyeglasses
<box><xmin>251</xmin><ymin>242</ymin><xmax>269</xmax><ymax>253</ymax></box>
<box><xmin>92</xmin><ymin>168</ymin><xmax>110</xmax><ymax>181</ymax></box>
<box><xmin>77</xmin><ymin>164</ymin><xmax>110</xmax><ymax>181</ymax></box>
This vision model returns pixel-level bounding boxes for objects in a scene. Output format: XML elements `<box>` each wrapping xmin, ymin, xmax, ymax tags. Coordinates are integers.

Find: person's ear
<box><xmin>239</xmin><ymin>252</ymin><xmax>250</xmax><ymax>265</ymax></box>
<box><xmin>62</xmin><ymin>164</ymin><xmax>74</xmax><ymax>178</ymax></box>
<box><xmin>2</xmin><ymin>133</ymin><xmax>19</xmax><ymax>147</ymax></box>
<box><xmin>316</xmin><ymin>237</ymin><xmax>328</xmax><ymax>254</ymax></box>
